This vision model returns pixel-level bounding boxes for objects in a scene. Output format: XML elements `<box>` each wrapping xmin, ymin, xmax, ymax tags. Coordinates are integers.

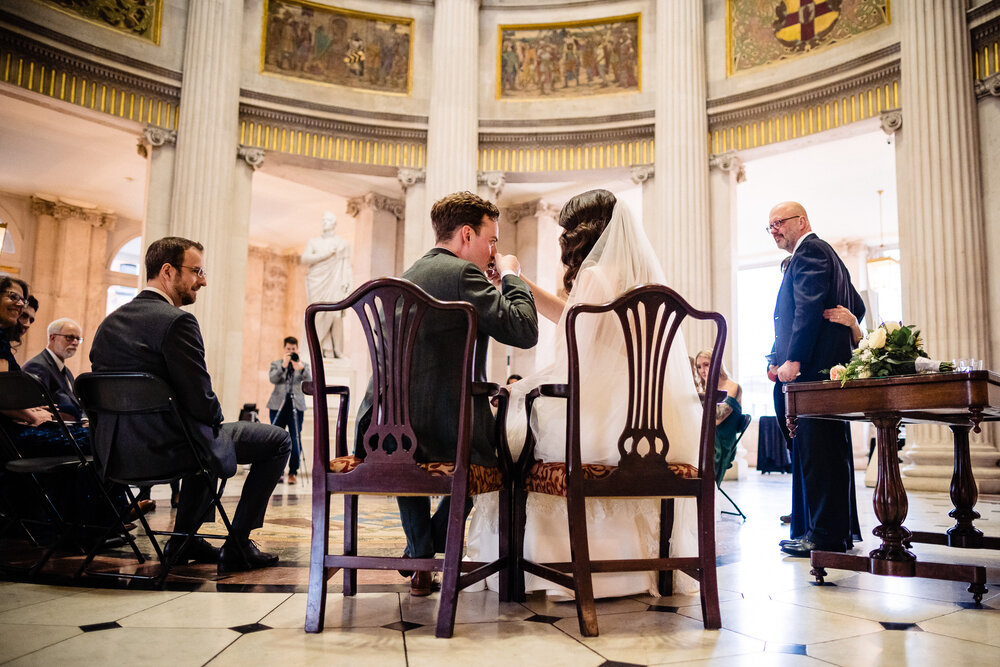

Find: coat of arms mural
<box><xmin>728</xmin><ymin>0</ymin><xmax>889</xmax><ymax>75</ymax></box>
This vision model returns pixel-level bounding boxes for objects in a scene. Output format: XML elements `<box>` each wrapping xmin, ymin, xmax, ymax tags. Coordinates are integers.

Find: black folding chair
<box><xmin>74</xmin><ymin>372</ymin><xmax>241</xmax><ymax>585</ymax></box>
<box><xmin>717</xmin><ymin>413</ymin><xmax>752</xmax><ymax>521</ymax></box>
<box><xmin>0</xmin><ymin>371</ymin><xmax>143</xmax><ymax>576</ymax></box>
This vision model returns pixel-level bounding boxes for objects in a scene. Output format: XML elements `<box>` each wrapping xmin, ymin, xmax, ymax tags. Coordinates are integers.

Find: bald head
<box><xmin>768</xmin><ymin>201</ymin><xmax>812</xmax><ymax>253</ymax></box>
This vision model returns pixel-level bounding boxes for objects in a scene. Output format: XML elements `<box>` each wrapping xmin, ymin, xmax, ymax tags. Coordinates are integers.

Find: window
<box><xmin>110</xmin><ymin>237</ymin><xmax>141</xmax><ymax>275</ymax></box>
<box><xmin>106</xmin><ymin>284</ymin><xmax>137</xmax><ymax>315</ymax></box>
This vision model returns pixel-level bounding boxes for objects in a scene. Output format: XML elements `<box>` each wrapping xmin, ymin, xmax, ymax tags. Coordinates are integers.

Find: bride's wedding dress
<box><xmin>466</xmin><ymin>200</ymin><xmax>703</xmax><ymax>599</ymax></box>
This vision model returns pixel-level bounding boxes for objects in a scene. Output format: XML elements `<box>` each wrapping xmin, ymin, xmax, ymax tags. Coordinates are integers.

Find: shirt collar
<box><xmin>45</xmin><ymin>347</ymin><xmax>65</xmax><ymax>371</ymax></box>
<box><xmin>142</xmin><ymin>286</ymin><xmax>173</xmax><ymax>304</ymax></box>
<box><xmin>792</xmin><ymin>231</ymin><xmax>816</xmax><ymax>256</ymax></box>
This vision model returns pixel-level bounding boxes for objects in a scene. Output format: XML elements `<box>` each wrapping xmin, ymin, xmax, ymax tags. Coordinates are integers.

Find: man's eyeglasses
<box><xmin>3</xmin><ymin>290</ymin><xmax>26</xmax><ymax>306</ymax></box>
<box><xmin>55</xmin><ymin>334</ymin><xmax>84</xmax><ymax>343</ymax></box>
<box><xmin>766</xmin><ymin>215</ymin><xmax>802</xmax><ymax>233</ymax></box>
<box><xmin>171</xmin><ymin>264</ymin><xmax>207</xmax><ymax>278</ymax></box>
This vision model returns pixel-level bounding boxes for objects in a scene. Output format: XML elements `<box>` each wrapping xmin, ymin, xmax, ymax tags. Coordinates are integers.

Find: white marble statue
<box><xmin>302</xmin><ymin>211</ymin><xmax>353</xmax><ymax>358</ymax></box>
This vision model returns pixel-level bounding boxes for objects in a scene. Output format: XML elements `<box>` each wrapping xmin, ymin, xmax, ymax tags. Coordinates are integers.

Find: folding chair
<box><xmin>717</xmin><ymin>413</ymin><xmax>752</xmax><ymax>521</ymax></box>
<box><xmin>514</xmin><ymin>284</ymin><xmax>726</xmax><ymax>636</ymax></box>
<box><xmin>74</xmin><ymin>372</ymin><xmax>241</xmax><ymax>586</ymax></box>
<box><xmin>0</xmin><ymin>371</ymin><xmax>142</xmax><ymax>576</ymax></box>
<box><xmin>304</xmin><ymin>278</ymin><xmax>513</xmax><ymax>638</ymax></box>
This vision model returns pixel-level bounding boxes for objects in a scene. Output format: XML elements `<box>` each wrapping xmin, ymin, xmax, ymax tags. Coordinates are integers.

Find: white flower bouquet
<box><xmin>829</xmin><ymin>322</ymin><xmax>954</xmax><ymax>385</ymax></box>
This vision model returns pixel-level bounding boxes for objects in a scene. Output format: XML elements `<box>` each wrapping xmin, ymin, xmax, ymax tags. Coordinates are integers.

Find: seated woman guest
<box><xmin>694</xmin><ymin>349</ymin><xmax>744</xmax><ymax>483</ymax></box>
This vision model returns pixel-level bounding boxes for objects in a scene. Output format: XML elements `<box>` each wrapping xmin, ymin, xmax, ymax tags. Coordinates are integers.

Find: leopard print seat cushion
<box><xmin>328</xmin><ymin>455</ymin><xmax>503</xmax><ymax>494</ymax></box>
<box><xmin>524</xmin><ymin>460</ymin><xmax>699</xmax><ymax>497</ymax></box>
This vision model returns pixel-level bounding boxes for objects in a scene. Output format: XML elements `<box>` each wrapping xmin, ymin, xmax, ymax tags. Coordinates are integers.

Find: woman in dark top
<box><xmin>695</xmin><ymin>349</ymin><xmax>744</xmax><ymax>482</ymax></box>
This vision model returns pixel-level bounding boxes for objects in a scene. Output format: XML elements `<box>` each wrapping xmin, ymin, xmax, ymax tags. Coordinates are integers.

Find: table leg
<box><xmin>946</xmin><ymin>424</ymin><xmax>983</xmax><ymax>548</ymax></box>
<box><xmin>868</xmin><ymin>414</ymin><xmax>915</xmax><ymax>575</ymax></box>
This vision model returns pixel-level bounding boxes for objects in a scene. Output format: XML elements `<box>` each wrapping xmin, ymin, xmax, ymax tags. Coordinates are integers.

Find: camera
<box><xmin>289</xmin><ymin>352</ymin><xmax>299</xmax><ymax>362</ymax></box>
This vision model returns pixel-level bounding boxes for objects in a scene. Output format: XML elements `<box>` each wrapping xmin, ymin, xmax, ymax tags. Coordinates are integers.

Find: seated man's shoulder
<box><xmin>21</xmin><ymin>351</ymin><xmax>49</xmax><ymax>373</ymax></box>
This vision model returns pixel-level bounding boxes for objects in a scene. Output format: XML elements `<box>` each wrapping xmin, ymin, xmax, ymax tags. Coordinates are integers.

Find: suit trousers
<box><xmin>173</xmin><ymin>421</ymin><xmax>290</xmax><ymax>538</ymax></box>
<box><xmin>270</xmin><ymin>400</ymin><xmax>303</xmax><ymax>475</ymax></box>
<box><xmin>397</xmin><ymin>496</ymin><xmax>473</xmax><ymax>558</ymax></box>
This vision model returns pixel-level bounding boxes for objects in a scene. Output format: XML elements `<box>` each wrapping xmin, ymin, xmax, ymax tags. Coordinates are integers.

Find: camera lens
<box><xmin>290</xmin><ymin>352</ymin><xmax>299</xmax><ymax>362</ymax></box>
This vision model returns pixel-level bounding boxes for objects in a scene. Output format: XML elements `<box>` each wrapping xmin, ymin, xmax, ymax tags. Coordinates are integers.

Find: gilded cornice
<box><xmin>239</xmin><ymin>89</ymin><xmax>427</xmax><ymax>128</ymax></box>
<box><xmin>238</xmin><ymin>103</ymin><xmax>426</xmax><ymax>143</ymax></box>
<box><xmin>479</xmin><ymin>123</ymin><xmax>652</xmax><ymax>147</ymax></box>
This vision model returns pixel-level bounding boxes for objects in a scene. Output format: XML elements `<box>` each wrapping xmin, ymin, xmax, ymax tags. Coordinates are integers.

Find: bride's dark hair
<box><xmin>558</xmin><ymin>189</ymin><xmax>617</xmax><ymax>292</ymax></box>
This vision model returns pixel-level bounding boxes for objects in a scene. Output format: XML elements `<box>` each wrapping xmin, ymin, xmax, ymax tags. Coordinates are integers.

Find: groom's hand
<box><xmin>493</xmin><ymin>253</ymin><xmax>521</xmax><ymax>282</ymax></box>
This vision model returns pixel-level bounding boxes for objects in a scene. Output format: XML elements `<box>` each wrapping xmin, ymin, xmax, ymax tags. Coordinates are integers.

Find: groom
<box><xmin>355</xmin><ymin>191</ymin><xmax>538</xmax><ymax>595</ymax></box>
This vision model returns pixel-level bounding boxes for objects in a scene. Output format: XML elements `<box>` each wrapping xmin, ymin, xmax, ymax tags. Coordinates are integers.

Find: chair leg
<box><xmin>566</xmin><ymin>493</ymin><xmax>598</xmax><ymax>637</ymax></box>
<box><xmin>305</xmin><ymin>489</ymin><xmax>331</xmax><ymax>633</ymax></box>
<box><xmin>512</xmin><ymin>486</ymin><xmax>527</xmax><ymax>602</ymax></box>
<box><xmin>343</xmin><ymin>494</ymin><xmax>358</xmax><ymax>596</ymax></box>
<box><xmin>658</xmin><ymin>498</ymin><xmax>674</xmax><ymax>596</ymax></box>
<box><xmin>435</xmin><ymin>492</ymin><xmax>470</xmax><ymax>639</ymax></box>
<box><xmin>697</xmin><ymin>495</ymin><xmax>722</xmax><ymax>629</ymax></box>
<box><xmin>718</xmin><ymin>483</ymin><xmax>747</xmax><ymax>521</ymax></box>
<box><xmin>497</xmin><ymin>486</ymin><xmax>512</xmax><ymax>602</ymax></box>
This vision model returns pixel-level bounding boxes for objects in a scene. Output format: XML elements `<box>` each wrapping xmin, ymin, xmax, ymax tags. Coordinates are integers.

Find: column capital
<box><xmin>629</xmin><ymin>163</ymin><xmax>654</xmax><ymax>184</ymax></box>
<box><xmin>503</xmin><ymin>199</ymin><xmax>540</xmax><ymax>224</ymax></box>
<box><xmin>136</xmin><ymin>125</ymin><xmax>177</xmax><ymax>158</ymax></box>
<box><xmin>397</xmin><ymin>167</ymin><xmax>426</xmax><ymax>191</ymax></box>
<box><xmin>880</xmin><ymin>109</ymin><xmax>903</xmax><ymax>136</ymax></box>
<box><xmin>477</xmin><ymin>170</ymin><xmax>506</xmax><ymax>199</ymax></box>
<box><xmin>347</xmin><ymin>192</ymin><xmax>404</xmax><ymax>220</ymax></box>
<box><xmin>237</xmin><ymin>145</ymin><xmax>266</xmax><ymax>170</ymax></box>
<box><xmin>708</xmin><ymin>153</ymin><xmax>746</xmax><ymax>183</ymax></box>
<box><xmin>974</xmin><ymin>72</ymin><xmax>1000</xmax><ymax>99</ymax></box>
<box><xmin>30</xmin><ymin>195</ymin><xmax>117</xmax><ymax>229</ymax></box>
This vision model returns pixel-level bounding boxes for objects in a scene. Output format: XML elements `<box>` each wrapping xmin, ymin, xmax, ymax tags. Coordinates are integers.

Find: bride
<box><xmin>467</xmin><ymin>189</ymin><xmax>704</xmax><ymax>599</ymax></box>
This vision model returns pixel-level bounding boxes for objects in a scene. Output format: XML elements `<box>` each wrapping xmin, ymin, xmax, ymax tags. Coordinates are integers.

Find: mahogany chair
<box><xmin>513</xmin><ymin>284</ymin><xmax>726</xmax><ymax>636</ymax></box>
<box><xmin>303</xmin><ymin>278</ymin><xmax>513</xmax><ymax>638</ymax></box>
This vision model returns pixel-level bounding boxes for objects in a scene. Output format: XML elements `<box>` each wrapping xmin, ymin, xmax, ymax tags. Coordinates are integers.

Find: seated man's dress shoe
<box><xmin>780</xmin><ymin>514</ymin><xmax>792</xmax><ymax>524</ymax></box>
<box><xmin>409</xmin><ymin>570</ymin><xmax>441</xmax><ymax>597</ymax></box>
<box><xmin>164</xmin><ymin>536</ymin><xmax>220</xmax><ymax>565</ymax></box>
<box><xmin>218</xmin><ymin>539</ymin><xmax>279</xmax><ymax>573</ymax></box>
<box><xmin>779</xmin><ymin>537</ymin><xmax>847</xmax><ymax>558</ymax></box>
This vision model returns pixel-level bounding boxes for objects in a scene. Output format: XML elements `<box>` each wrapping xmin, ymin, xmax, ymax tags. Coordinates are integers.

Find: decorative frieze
<box><xmin>346</xmin><ymin>193</ymin><xmax>404</xmax><ymax>220</ymax></box>
<box><xmin>30</xmin><ymin>195</ymin><xmax>117</xmax><ymax>228</ymax></box>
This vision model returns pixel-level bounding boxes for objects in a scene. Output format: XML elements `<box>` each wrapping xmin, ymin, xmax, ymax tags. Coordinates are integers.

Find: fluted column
<box><xmin>424</xmin><ymin>0</ymin><xmax>479</xmax><ymax>208</ymax></box>
<box><xmin>895</xmin><ymin>1</ymin><xmax>997</xmax><ymax>492</ymax></box>
<box><xmin>654</xmin><ymin>0</ymin><xmax>712</xmax><ymax>351</ymax></box>
<box><xmin>169</xmin><ymin>0</ymin><xmax>244</xmax><ymax>414</ymax></box>
<box><xmin>707</xmin><ymin>153</ymin><xmax>743</xmax><ymax>372</ymax></box>
<box><xmin>137</xmin><ymin>125</ymin><xmax>177</xmax><ymax>280</ymax></box>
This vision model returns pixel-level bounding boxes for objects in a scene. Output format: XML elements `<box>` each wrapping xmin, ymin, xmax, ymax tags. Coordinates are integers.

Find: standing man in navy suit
<box><xmin>23</xmin><ymin>317</ymin><xmax>85</xmax><ymax>421</ymax></box>
<box><xmin>767</xmin><ymin>202</ymin><xmax>865</xmax><ymax>557</ymax></box>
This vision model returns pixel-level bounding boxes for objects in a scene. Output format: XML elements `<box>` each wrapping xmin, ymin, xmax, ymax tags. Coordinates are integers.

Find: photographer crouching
<box><xmin>267</xmin><ymin>336</ymin><xmax>311</xmax><ymax>484</ymax></box>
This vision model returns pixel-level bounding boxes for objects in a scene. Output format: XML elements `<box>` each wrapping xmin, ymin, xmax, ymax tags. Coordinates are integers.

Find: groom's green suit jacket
<box><xmin>355</xmin><ymin>248</ymin><xmax>538</xmax><ymax>467</ymax></box>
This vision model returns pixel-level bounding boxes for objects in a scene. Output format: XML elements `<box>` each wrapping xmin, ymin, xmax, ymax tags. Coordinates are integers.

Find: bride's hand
<box><xmin>492</xmin><ymin>253</ymin><xmax>521</xmax><ymax>284</ymax></box>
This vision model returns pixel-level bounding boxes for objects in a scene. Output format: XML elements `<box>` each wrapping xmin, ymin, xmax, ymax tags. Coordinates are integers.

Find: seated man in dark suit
<box><xmin>23</xmin><ymin>317</ymin><xmax>85</xmax><ymax>421</ymax></box>
<box><xmin>90</xmin><ymin>237</ymin><xmax>291</xmax><ymax>572</ymax></box>
<box><xmin>355</xmin><ymin>191</ymin><xmax>538</xmax><ymax>596</ymax></box>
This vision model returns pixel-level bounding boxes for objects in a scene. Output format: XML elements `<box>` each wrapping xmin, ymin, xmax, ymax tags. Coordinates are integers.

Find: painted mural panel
<box><xmin>262</xmin><ymin>0</ymin><xmax>412</xmax><ymax>94</ymax></box>
<box><xmin>728</xmin><ymin>0</ymin><xmax>890</xmax><ymax>75</ymax></box>
<box><xmin>497</xmin><ymin>14</ymin><xmax>640</xmax><ymax>100</ymax></box>
<box><xmin>34</xmin><ymin>0</ymin><xmax>161</xmax><ymax>43</ymax></box>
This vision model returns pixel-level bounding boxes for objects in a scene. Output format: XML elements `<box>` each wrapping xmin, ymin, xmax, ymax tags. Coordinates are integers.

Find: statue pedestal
<box><xmin>300</xmin><ymin>357</ymin><xmax>357</xmax><ymax>479</ymax></box>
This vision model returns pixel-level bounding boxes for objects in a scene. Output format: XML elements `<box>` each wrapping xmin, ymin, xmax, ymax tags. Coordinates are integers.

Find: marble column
<box><xmin>894</xmin><ymin>2</ymin><xmax>997</xmax><ymax>492</ymax></box>
<box><xmin>28</xmin><ymin>196</ymin><xmax>116</xmax><ymax>374</ymax></box>
<box><xmin>169</xmin><ymin>0</ymin><xmax>245</xmax><ymax>414</ymax></box>
<box><xmin>424</xmin><ymin>0</ymin><xmax>479</xmax><ymax>208</ymax></box>
<box><xmin>975</xmin><ymin>74</ymin><xmax>1000</xmax><ymax>386</ymax></box>
<box><xmin>707</xmin><ymin>154</ymin><xmax>743</xmax><ymax>373</ymax></box>
<box><xmin>477</xmin><ymin>170</ymin><xmax>505</xmax><ymax>203</ymax></box>
<box><xmin>503</xmin><ymin>199</ymin><xmax>561</xmax><ymax>377</ymax></box>
<box><xmin>398</xmin><ymin>167</ymin><xmax>427</xmax><ymax>271</ymax></box>
<box><xmin>137</xmin><ymin>125</ymin><xmax>176</xmax><ymax>281</ymax></box>
<box><xmin>654</xmin><ymin>0</ymin><xmax>713</xmax><ymax>352</ymax></box>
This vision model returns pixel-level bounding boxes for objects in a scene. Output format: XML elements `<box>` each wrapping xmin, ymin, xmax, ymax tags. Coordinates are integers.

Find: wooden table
<box><xmin>783</xmin><ymin>371</ymin><xmax>1000</xmax><ymax>602</ymax></box>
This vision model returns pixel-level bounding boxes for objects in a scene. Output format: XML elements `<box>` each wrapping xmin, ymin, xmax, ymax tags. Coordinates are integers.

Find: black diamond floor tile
<box><xmin>879</xmin><ymin>622</ymin><xmax>920</xmax><ymax>631</ymax></box>
<box><xmin>646</xmin><ymin>604</ymin><xmax>678</xmax><ymax>613</ymax></box>
<box><xmin>80</xmin><ymin>621</ymin><xmax>121</xmax><ymax>632</ymax></box>
<box><xmin>382</xmin><ymin>620</ymin><xmax>423</xmax><ymax>632</ymax></box>
<box><xmin>524</xmin><ymin>614</ymin><xmax>561</xmax><ymax>624</ymax></box>
<box><xmin>230</xmin><ymin>622</ymin><xmax>272</xmax><ymax>634</ymax></box>
<box><xmin>599</xmin><ymin>661</ymin><xmax>646</xmax><ymax>667</ymax></box>
<box><xmin>765</xmin><ymin>643</ymin><xmax>808</xmax><ymax>654</ymax></box>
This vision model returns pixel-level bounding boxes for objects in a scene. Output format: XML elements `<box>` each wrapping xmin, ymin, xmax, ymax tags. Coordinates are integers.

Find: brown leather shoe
<box><xmin>127</xmin><ymin>499</ymin><xmax>156</xmax><ymax>521</ymax></box>
<box><xmin>410</xmin><ymin>571</ymin><xmax>434</xmax><ymax>596</ymax></box>
<box><xmin>780</xmin><ymin>514</ymin><xmax>792</xmax><ymax>524</ymax></box>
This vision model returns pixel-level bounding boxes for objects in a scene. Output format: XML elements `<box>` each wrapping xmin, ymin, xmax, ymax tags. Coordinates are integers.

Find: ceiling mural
<box><xmin>727</xmin><ymin>0</ymin><xmax>890</xmax><ymax>75</ymax></box>
<box><xmin>33</xmin><ymin>0</ymin><xmax>161</xmax><ymax>43</ymax></box>
<box><xmin>262</xmin><ymin>0</ymin><xmax>412</xmax><ymax>95</ymax></box>
<box><xmin>497</xmin><ymin>14</ymin><xmax>640</xmax><ymax>100</ymax></box>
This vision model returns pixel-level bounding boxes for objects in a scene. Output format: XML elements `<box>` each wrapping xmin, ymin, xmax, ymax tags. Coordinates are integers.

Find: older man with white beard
<box><xmin>23</xmin><ymin>318</ymin><xmax>85</xmax><ymax>421</ymax></box>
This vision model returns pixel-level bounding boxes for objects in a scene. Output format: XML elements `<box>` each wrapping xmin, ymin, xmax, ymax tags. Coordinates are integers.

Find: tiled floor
<box><xmin>1</xmin><ymin>472</ymin><xmax>999</xmax><ymax>666</ymax></box>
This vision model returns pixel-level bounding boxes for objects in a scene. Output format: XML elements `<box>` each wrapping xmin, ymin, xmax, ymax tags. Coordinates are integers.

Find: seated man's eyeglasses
<box><xmin>171</xmin><ymin>264</ymin><xmax>208</xmax><ymax>278</ymax></box>
<box><xmin>765</xmin><ymin>215</ymin><xmax>801</xmax><ymax>233</ymax></box>
<box><xmin>4</xmin><ymin>290</ymin><xmax>26</xmax><ymax>306</ymax></box>
<box><xmin>56</xmin><ymin>334</ymin><xmax>84</xmax><ymax>343</ymax></box>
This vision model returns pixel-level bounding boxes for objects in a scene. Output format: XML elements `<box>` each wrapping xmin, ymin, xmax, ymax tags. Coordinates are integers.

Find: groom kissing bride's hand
<box><xmin>486</xmin><ymin>252</ymin><xmax>521</xmax><ymax>286</ymax></box>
